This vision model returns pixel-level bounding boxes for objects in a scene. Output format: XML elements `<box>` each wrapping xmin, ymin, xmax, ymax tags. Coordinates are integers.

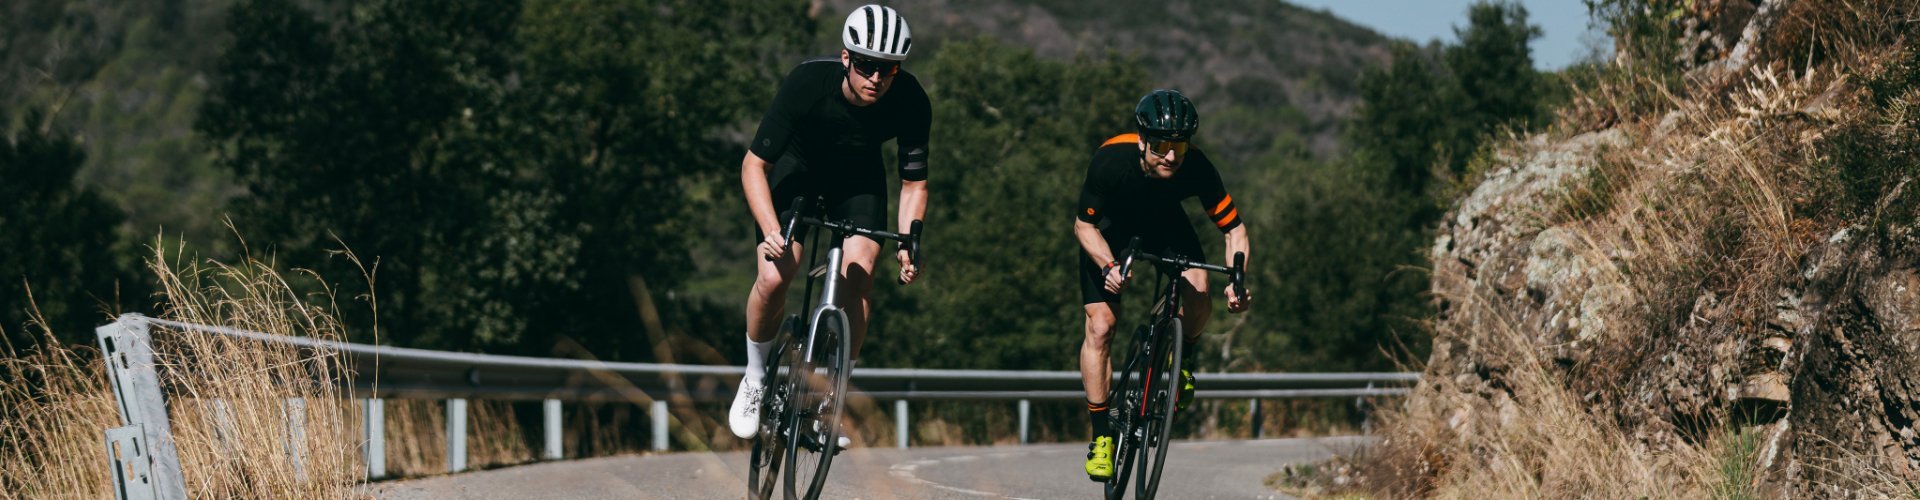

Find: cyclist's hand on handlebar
<box><xmin>758</xmin><ymin>233</ymin><xmax>791</xmax><ymax>261</ymax></box>
<box><xmin>1102</xmin><ymin>264</ymin><xmax>1130</xmax><ymax>294</ymax></box>
<box><xmin>895</xmin><ymin>247</ymin><xmax>919</xmax><ymax>285</ymax></box>
<box><xmin>1227</xmin><ymin>286</ymin><xmax>1251</xmax><ymax>313</ymax></box>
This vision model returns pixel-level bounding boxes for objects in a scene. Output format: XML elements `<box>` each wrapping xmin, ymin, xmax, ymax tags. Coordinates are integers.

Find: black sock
<box><xmin>1088</xmin><ymin>399</ymin><xmax>1112</xmax><ymax>438</ymax></box>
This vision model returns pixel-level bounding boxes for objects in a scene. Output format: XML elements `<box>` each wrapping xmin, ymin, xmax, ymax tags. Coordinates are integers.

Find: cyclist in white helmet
<box><xmin>728</xmin><ymin>4</ymin><xmax>930</xmax><ymax>443</ymax></box>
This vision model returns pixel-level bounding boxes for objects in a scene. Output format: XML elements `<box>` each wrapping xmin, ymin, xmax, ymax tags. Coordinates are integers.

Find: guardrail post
<box><xmin>97</xmin><ymin>316</ymin><xmax>187</xmax><ymax>500</ymax></box>
<box><xmin>651</xmin><ymin>400</ymin><xmax>668</xmax><ymax>452</ymax></box>
<box><xmin>363</xmin><ymin>398</ymin><xmax>385</xmax><ymax>479</ymax></box>
<box><xmin>1249</xmin><ymin>398</ymin><xmax>1263</xmax><ymax>439</ymax></box>
<box><xmin>447</xmin><ymin>398</ymin><xmax>468</xmax><ymax>473</ymax></box>
<box><xmin>895</xmin><ymin>400</ymin><xmax>909</xmax><ymax>449</ymax></box>
<box><xmin>1359</xmin><ymin>382</ymin><xmax>1374</xmax><ymax>435</ymax></box>
<box><xmin>1017</xmin><ymin>399</ymin><xmax>1030</xmax><ymax>445</ymax></box>
<box><xmin>284</xmin><ymin>398</ymin><xmax>307</xmax><ymax>482</ymax></box>
<box><xmin>210</xmin><ymin>398</ymin><xmax>236</xmax><ymax>452</ymax></box>
<box><xmin>543</xmin><ymin>399</ymin><xmax>563</xmax><ymax>460</ymax></box>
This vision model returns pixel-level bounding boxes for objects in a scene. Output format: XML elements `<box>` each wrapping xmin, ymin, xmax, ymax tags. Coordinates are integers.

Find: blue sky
<box><xmin>1286</xmin><ymin>0</ymin><xmax>1606</xmax><ymax>69</ymax></box>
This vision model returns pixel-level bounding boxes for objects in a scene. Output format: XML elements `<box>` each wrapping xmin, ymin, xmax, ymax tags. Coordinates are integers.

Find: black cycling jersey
<box><xmin>749</xmin><ymin>58</ymin><xmax>931</xmax><ymax>238</ymax></box>
<box><xmin>750</xmin><ymin>58</ymin><xmax>931</xmax><ymax>183</ymax></box>
<box><xmin>1076</xmin><ymin>133</ymin><xmax>1241</xmax><ymax>235</ymax></box>
<box><xmin>1075</xmin><ymin>134</ymin><xmax>1242</xmax><ymax>305</ymax></box>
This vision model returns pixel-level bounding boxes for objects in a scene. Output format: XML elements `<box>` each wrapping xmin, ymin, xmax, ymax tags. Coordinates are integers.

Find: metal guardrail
<box><xmin>165</xmin><ymin>313</ymin><xmax>1415</xmax><ymax>401</ymax></box>
<box><xmin>98</xmin><ymin>314</ymin><xmax>1418</xmax><ymax>495</ymax></box>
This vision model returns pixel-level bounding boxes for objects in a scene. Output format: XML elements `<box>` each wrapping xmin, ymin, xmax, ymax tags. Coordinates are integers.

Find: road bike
<box><xmin>1102</xmin><ymin>237</ymin><xmax>1244</xmax><ymax>500</ymax></box>
<box><xmin>747</xmin><ymin>196</ymin><xmax>921</xmax><ymax>500</ymax></box>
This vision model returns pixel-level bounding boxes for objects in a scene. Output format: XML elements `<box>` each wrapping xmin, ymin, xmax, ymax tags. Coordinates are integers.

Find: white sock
<box><xmin>744</xmin><ymin>333</ymin><xmax>775</xmax><ymax>384</ymax></box>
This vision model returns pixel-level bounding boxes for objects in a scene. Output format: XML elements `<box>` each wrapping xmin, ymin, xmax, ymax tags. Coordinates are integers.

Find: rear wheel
<box><xmin>746</xmin><ymin>316</ymin><xmax>800</xmax><ymax>500</ymax></box>
<box><xmin>784</xmin><ymin>308</ymin><xmax>851</xmax><ymax>500</ymax></box>
<box><xmin>1135</xmin><ymin>318</ymin><xmax>1182</xmax><ymax>499</ymax></box>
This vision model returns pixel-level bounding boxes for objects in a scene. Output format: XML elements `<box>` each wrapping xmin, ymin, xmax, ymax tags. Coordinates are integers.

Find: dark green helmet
<box><xmin>1133</xmin><ymin>89</ymin><xmax>1198</xmax><ymax>141</ymax></box>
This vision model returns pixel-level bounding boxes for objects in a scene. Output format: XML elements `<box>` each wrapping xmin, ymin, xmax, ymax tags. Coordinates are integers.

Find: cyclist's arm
<box><xmin>1075</xmin><ymin>153</ymin><xmax>1118</xmax><ymax>267</ymax></box>
<box><xmin>743</xmin><ymin>63</ymin><xmax>826</xmax><ymax>238</ymax></box>
<box><xmin>897</xmin><ymin>179</ymin><xmax>926</xmax><ymax>238</ymax></box>
<box><xmin>741</xmin><ymin>151</ymin><xmax>782</xmax><ymax>236</ymax></box>
<box><xmin>895</xmin><ymin>78</ymin><xmax>932</xmax><ymax>241</ymax></box>
<box><xmin>1075</xmin><ymin>219</ymin><xmax>1116</xmax><ymax>266</ymax></box>
<box><xmin>1223</xmin><ymin>223</ymin><xmax>1248</xmax><ymax>273</ymax></box>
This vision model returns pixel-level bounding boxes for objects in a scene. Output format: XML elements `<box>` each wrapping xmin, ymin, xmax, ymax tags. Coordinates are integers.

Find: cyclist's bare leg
<box><xmin>1080</xmin><ymin>302</ymin><xmax>1121</xmax><ymax>401</ymax></box>
<box><xmin>838</xmin><ymin>236</ymin><xmax>882</xmax><ymax>361</ymax></box>
<box><xmin>745</xmin><ymin>241</ymin><xmax>805</xmax><ymax>343</ymax></box>
<box><xmin>1179</xmin><ymin>268</ymin><xmax>1210</xmax><ymax>343</ymax></box>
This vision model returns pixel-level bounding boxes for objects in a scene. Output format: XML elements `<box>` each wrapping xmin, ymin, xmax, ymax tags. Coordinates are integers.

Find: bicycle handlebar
<box><xmin>772</xmin><ymin>196</ymin><xmax>923</xmax><ymax>283</ymax></box>
<box><xmin>1117</xmin><ymin>236</ymin><xmax>1246</xmax><ymax>295</ymax></box>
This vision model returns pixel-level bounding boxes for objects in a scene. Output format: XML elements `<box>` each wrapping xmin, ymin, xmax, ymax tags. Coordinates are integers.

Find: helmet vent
<box><xmin>864</xmin><ymin>6</ymin><xmax>876</xmax><ymax>50</ymax></box>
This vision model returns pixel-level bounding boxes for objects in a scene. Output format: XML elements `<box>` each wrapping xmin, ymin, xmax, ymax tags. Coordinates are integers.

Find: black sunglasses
<box><xmin>849</xmin><ymin>55</ymin><xmax>901</xmax><ymax>78</ymax></box>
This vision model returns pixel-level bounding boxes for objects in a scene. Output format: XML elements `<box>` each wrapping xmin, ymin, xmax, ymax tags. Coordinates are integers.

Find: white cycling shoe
<box><xmin>729</xmin><ymin>377</ymin><xmax>765</xmax><ymax>439</ymax></box>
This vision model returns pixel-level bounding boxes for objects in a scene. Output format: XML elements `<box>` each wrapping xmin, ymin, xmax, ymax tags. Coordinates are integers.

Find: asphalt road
<box><xmin>372</xmin><ymin>436</ymin><xmax>1367</xmax><ymax>499</ymax></box>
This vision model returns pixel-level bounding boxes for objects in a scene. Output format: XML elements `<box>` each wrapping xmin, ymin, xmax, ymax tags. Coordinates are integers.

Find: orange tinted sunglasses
<box><xmin>1148</xmin><ymin>139</ymin><xmax>1188</xmax><ymax>157</ymax></box>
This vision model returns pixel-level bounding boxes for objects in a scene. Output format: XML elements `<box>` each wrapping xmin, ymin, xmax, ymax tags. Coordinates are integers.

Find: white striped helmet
<box><xmin>843</xmin><ymin>5</ymin><xmax>912</xmax><ymax>62</ymax></box>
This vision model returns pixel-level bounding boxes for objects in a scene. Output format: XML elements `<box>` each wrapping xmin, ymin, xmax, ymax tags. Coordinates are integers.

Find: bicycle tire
<box><xmin>1104</xmin><ymin>325</ymin><xmax>1153</xmax><ymax>500</ymax></box>
<box><xmin>747</xmin><ymin>316</ymin><xmax>801</xmax><ymax>500</ymax></box>
<box><xmin>784</xmin><ymin>308</ymin><xmax>850</xmax><ymax>500</ymax></box>
<box><xmin>1135</xmin><ymin>318</ymin><xmax>1182</xmax><ymax>499</ymax></box>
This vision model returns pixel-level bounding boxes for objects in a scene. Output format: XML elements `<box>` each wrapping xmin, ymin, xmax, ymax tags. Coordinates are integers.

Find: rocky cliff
<box><xmin>1396</xmin><ymin>0</ymin><xmax>1920</xmax><ymax>496</ymax></box>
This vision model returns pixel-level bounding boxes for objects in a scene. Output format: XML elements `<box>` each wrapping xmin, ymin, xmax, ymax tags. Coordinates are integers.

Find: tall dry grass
<box><xmin>1362</xmin><ymin>281</ymin><xmax>1728</xmax><ymax>498</ymax></box>
<box><xmin>1</xmin><ymin>241</ymin><xmax>373</xmax><ymax>498</ymax></box>
<box><xmin>0</xmin><ymin>297</ymin><xmax>123</xmax><ymax>498</ymax></box>
<box><xmin>142</xmin><ymin>241</ymin><xmax>367</xmax><ymax>496</ymax></box>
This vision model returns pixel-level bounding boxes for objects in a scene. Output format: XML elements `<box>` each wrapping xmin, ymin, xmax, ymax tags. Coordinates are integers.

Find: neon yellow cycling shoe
<box><xmin>1085</xmin><ymin>435</ymin><xmax>1115</xmax><ymax>481</ymax></box>
<box><xmin>1177</xmin><ymin>369</ymin><xmax>1195</xmax><ymax>411</ymax></box>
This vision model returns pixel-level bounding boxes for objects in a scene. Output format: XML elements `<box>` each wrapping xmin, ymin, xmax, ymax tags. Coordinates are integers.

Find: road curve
<box><xmin>372</xmin><ymin>436</ymin><xmax>1367</xmax><ymax>499</ymax></box>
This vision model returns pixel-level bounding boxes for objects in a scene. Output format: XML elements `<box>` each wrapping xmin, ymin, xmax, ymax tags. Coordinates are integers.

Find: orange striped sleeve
<box><xmin>1214</xmin><ymin>208</ymin><xmax>1239</xmax><ymax>229</ymax></box>
<box><xmin>1211</xmin><ymin>195</ymin><xmax>1234</xmax><ymax>217</ymax></box>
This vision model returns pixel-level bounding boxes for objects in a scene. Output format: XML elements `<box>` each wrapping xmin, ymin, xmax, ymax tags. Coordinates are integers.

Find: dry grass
<box><xmin>0</xmin><ymin>240</ymin><xmax>373</xmax><ymax>497</ymax></box>
<box><xmin>0</xmin><ymin>301</ymin><xmax>124</xmax><ymax>497</ymax></box>
<box><xmin>0</xmin><ymin>239</ymin><xmax>570</xmax><ymax>497</ymax></box>
<box><xmin>1357</xmin><ymin>281</ymin><xmax>1717</xmax><ymax>499</ymax></box>
<box><xmin>143</xmin><ymin>240</ymin><xmax>367</xmax><ymax>497</ymax></box>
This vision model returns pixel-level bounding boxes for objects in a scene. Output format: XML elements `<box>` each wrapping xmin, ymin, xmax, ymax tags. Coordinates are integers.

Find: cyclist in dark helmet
<box><xmin>1074</xmin><ymin>89</ymin><xmax>1251</xmax><ymax>481</ymax></box>
<box><xmin>728</xmin><ymin>4</ymin><xmax>930</xmax><ymax>446</ymax></box>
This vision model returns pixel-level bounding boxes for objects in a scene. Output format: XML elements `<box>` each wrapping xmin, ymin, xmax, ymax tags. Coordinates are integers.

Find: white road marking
<box><xmin>887</xmin><ymin>452</ymin><xmax>1044</xmax><ymax>499</ymax></box>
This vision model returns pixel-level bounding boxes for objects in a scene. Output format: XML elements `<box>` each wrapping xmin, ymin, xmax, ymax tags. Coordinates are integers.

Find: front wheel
<box><xmin>1134</xmin><ymin>318</ymin><xmax>1182</xmax><ymax>499</ymax></box>
<box><xmin>1104</xmin><ymin>325</ymin><xmax>1153</xmax><ymax>500</ymax></box>
<box><xmin>747</xmin><ymin>316</ymin><xmax>800</xmax><ymax>500</ymax></box>
<box><xmin>784</xmin><ymin>308</ymin><xmax>851</xmax><ymax>500</ymax></box>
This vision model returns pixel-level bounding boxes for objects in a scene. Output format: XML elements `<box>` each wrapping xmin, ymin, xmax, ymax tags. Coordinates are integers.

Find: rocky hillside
<box><xmin>1372</xmin><ymin>0</ymin><xmax>1920</xmax><ymax>497</ymax></box>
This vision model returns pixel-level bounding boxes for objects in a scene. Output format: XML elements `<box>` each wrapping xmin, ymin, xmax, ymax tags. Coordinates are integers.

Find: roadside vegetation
<box><xmin>1310</xmin><ymin>0</ymin><xmax>1920</xmax><ymax>497</ymax></box>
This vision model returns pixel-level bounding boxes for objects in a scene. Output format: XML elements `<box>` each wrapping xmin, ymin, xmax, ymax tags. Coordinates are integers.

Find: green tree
<box><xmin>0</xmin><ymin>113</ymin><xmax>137</xmax><ymax>347</ymax></box>
<box><xmin>1235</xmin><ymin>153</ymin><xmax>1432</xmax><ymax>371</ymax></box>
<box><xmin>1446</xmin><ymin>0</ymin><xmax>1545</xmax><ymax>134</ymax></box>
<box><xmin>1349</xmin><ymin>41</ymin><xmax>1463</xmax><ymax>198</ymax></box>
<box><xmin>198</xmin><ymin>0</ymin><xmax>810</xmax><ymax>356</ymax></box>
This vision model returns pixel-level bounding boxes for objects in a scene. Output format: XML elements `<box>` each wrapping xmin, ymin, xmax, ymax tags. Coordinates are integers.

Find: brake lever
<box><xmin>767</xmin><ymin>196</ymin><xmax>807</xmax><ymax>262</ymax></box>
<box><xmin>1116</xmin><ymin>236</ymin><xmax>1142</xmax><ymax>281</ymax></box>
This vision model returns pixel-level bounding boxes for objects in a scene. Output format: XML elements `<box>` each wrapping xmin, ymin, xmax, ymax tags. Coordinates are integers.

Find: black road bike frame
<box><xmin>1103</xmin><ymin>236</ymin><xmax>1243</xmax><ymax>500</ymax></box>
<box><xmin>747</xmin><ymin>196</ymin><xmax>921</xmax><ymax>500</ymax></box>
